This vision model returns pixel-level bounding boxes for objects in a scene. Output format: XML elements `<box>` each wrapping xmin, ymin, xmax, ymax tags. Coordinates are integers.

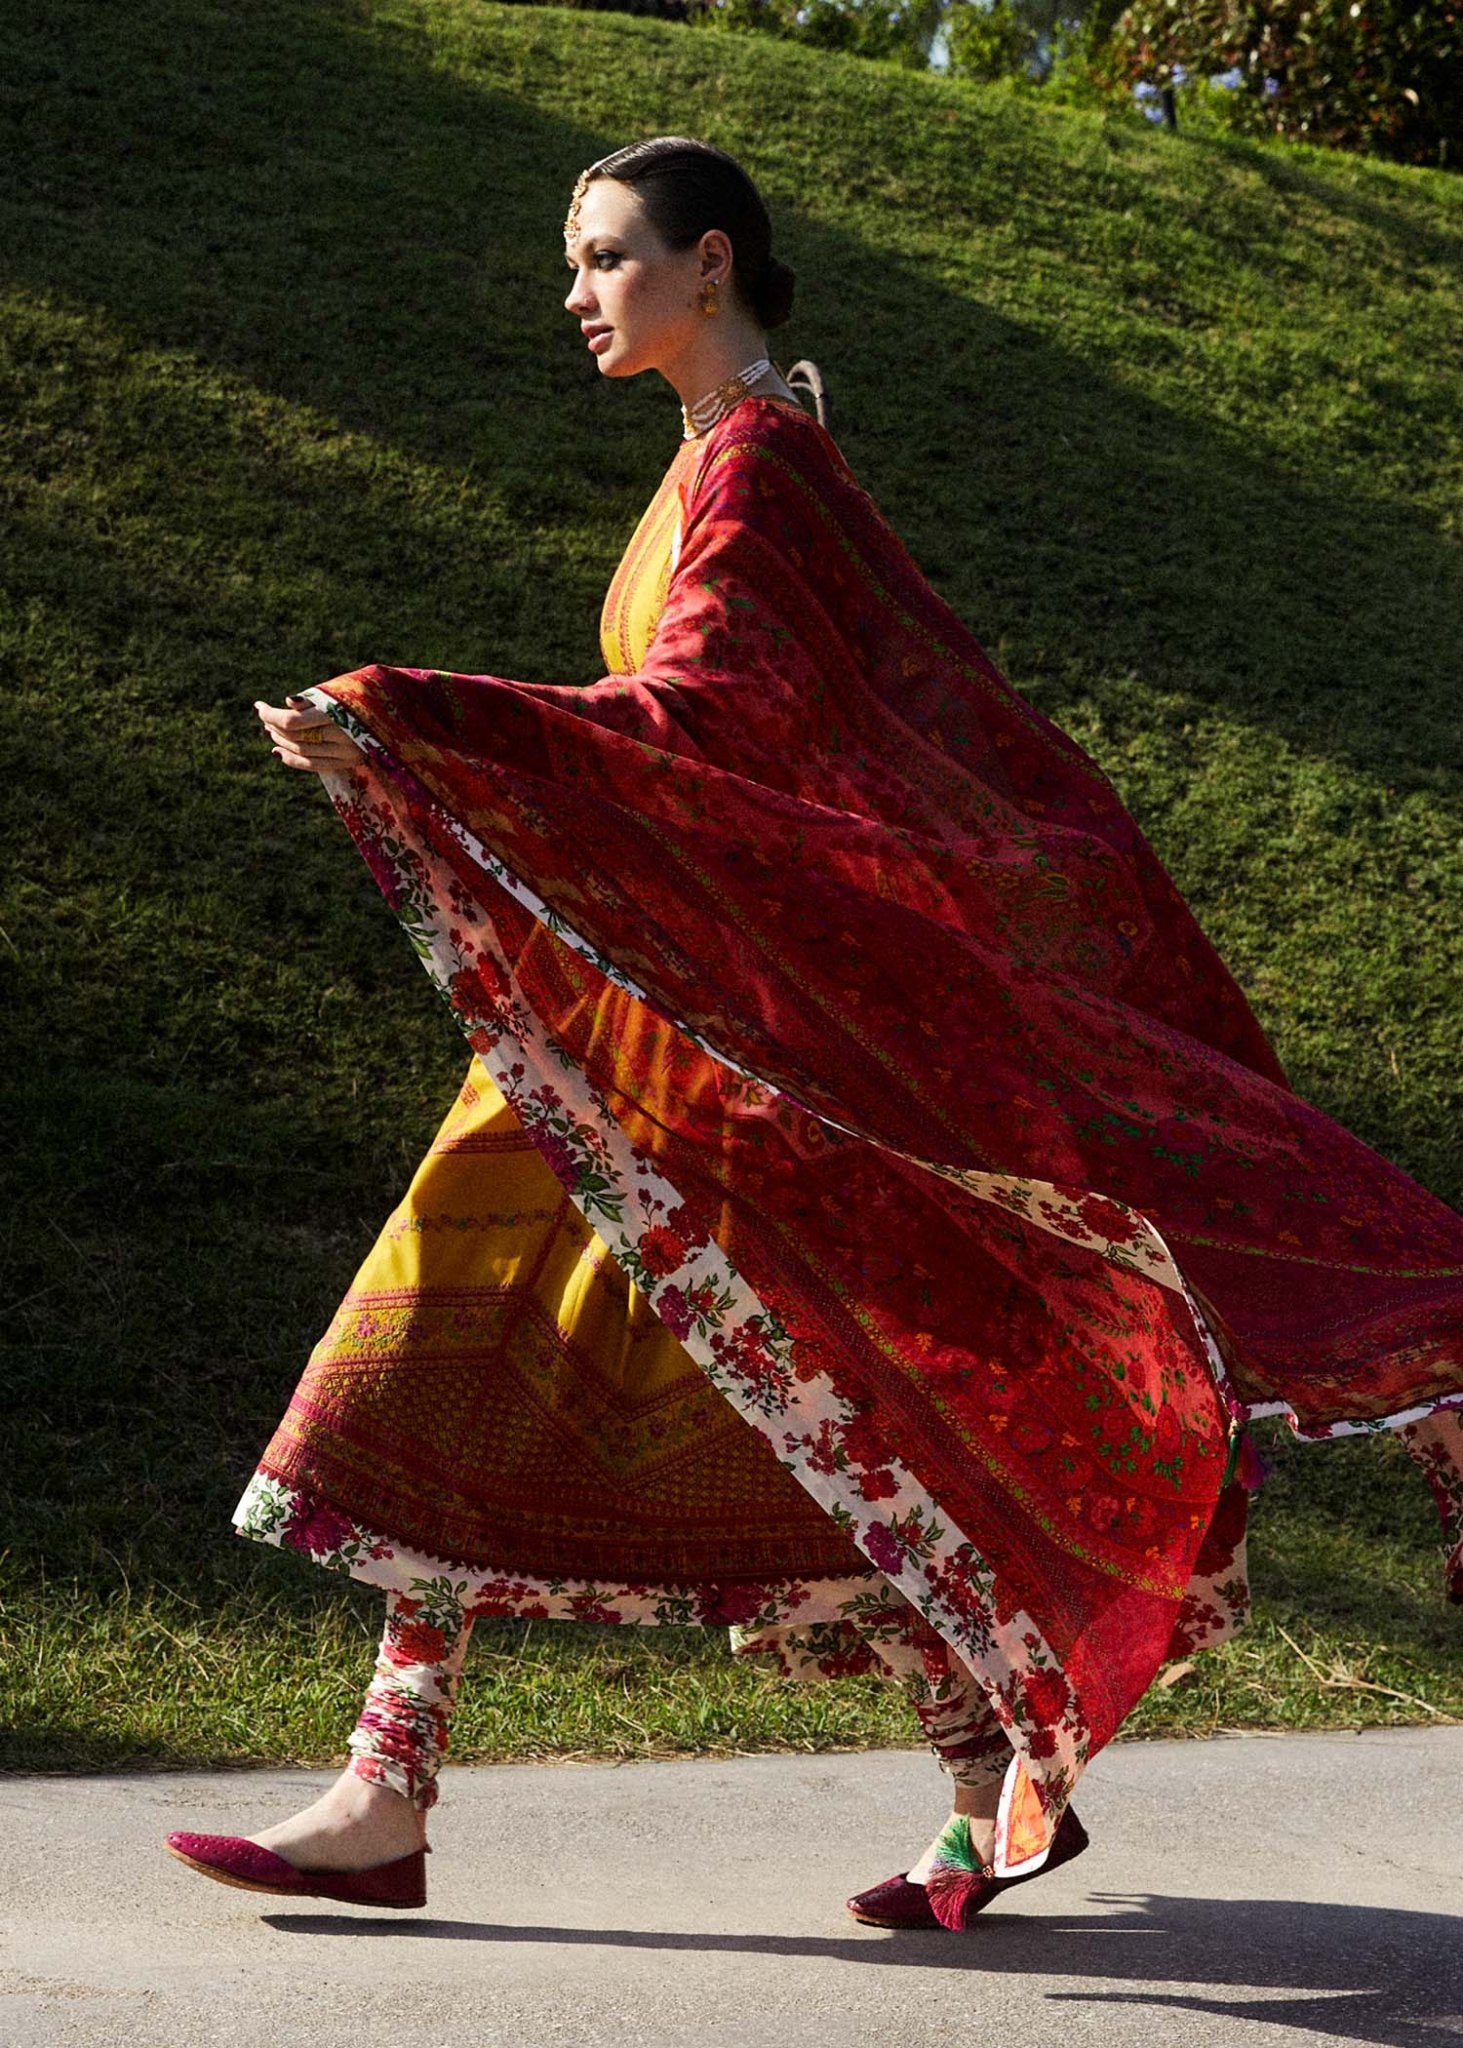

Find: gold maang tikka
<box><xmin>563</xmin><ymin>166</ymin><xmax>595</xmax><ymax>247</ymax></box>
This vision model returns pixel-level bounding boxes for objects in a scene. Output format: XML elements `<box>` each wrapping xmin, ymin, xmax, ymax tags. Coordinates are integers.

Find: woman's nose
<box><xmin>564</xmin><ymin>274</ymin><xmax>594</xmax><ymax>317</ymax></box>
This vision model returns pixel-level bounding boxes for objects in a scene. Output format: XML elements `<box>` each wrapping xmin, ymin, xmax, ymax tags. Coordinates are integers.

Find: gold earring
<box><xmin>698</xmin><ymin>278</ymin><xmax>720</xmax><ymax>317</ymax></box>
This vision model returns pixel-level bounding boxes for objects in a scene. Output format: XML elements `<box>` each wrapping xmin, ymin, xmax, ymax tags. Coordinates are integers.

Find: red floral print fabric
<box><xmin>291</xmin><ymin>396</ymin><xmax>1461</xmax><ymax>1816</ymax></box>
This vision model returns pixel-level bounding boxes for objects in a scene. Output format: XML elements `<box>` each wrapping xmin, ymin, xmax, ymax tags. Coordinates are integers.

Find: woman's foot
<box><xmin>248</xmin><ymin>1766</ymin><xmax>426</xmax><ymax>1872</ymax></box>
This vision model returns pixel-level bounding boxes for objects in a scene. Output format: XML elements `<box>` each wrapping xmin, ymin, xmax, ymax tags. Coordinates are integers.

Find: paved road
<box><xmin>3</xmin><ymin>1728</ymin><xmax>1461</xmax><ymax>2047</ymax></box>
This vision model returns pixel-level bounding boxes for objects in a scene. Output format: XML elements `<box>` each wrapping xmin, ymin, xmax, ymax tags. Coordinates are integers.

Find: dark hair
<box><xmin>580</xmin><ymin>135</ymin><xmax>795</xmax><ymax>330</ymax></box>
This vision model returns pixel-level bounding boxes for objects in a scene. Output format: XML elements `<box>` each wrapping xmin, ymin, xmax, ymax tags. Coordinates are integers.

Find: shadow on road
<box><xmin>264</xmin><ymin>1888</ymin><xmax>1463</xmax><ymax>2046</ymax></box>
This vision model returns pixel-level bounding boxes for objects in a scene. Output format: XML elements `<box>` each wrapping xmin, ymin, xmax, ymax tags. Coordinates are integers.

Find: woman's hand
<box><xmin>254</xmin><ymin>696</ymin><xmax>365</xmax><ymax>773</ymax></box>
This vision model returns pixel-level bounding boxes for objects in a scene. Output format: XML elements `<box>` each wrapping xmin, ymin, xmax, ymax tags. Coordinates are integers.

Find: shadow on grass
<box><xmin>1234</xmin><ymin>130</ymin><xmax>1463</xmax><ymax>262</ymax></box>
<box><xmin>262</xmin><ymin>1894</ymin><xmax>1463</xmax><ymax>2044</ymax></box>
<box><xmin>0</xmin><ymin>1727</ymin><xmax>288</xmax><ymax>1773</ymax></box>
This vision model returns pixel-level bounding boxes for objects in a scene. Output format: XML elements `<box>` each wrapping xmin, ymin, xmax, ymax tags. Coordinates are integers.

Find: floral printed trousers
<box><xmin>346</xmin><ymin>1593</ymin><xmax>1010</xmax><ymax>1809</ymax></box>
<box><xmin>347</xmin><ymin>1593</ymin><xmax>473</xmax><ymax>1810</ymax></box>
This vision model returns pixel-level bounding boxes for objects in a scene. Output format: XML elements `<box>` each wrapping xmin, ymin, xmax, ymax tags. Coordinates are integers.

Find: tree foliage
<box><xmin>1104</xmin><ymin>0</ymin><xmax>1461</xmax><ymax>166</ymax></box>
<box><xmin>704</xmin><ymin>0</ymin><xmax>947</xmax><ymax>65</ymax></box>
<box><xmin>698</xmin><ymin>0</ymin><xmax>1459</xmax><ymax>168</ymax></box>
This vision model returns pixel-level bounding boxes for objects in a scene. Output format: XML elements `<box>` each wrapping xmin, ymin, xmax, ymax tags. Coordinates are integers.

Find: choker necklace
<box><xmin>681</xmin><ymin>356</ymin><xmax>772</xmax><ymax>439</ymax></box>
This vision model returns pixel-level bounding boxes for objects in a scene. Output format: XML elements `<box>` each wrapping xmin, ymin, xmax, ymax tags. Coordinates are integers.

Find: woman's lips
<box><xmin>586</xmin><ymin>328</ymin><xmax>613</xmax><ymax>355</ymax></box>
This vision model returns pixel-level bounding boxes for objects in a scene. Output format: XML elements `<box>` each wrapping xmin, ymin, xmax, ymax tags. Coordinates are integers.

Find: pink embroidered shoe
<box><xmin>924</xmin><ymin>1806</ymin><xmax>1089</xmax><ymax>1930</ymax></box>
<box><xmin>845</xmin><ymin>1871</ymin><xmax>941</xmax><ymax>1929</ymax></box>
<box><xmin>164</xmin><ymin>1831</ymin><xmax>428</xmax><ymax>1908</ymax></box>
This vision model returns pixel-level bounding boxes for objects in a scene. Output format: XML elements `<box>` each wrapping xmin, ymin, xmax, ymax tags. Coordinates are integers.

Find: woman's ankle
<box><xmin>330</xmin><ymin>1765</ymin><xmax>423</xmax><ymax>1820</ymax></box>
<box><xmin>336</xmin><ymin>1775</ymin><xmax>431</xmax><ymax>1848</ymax></box>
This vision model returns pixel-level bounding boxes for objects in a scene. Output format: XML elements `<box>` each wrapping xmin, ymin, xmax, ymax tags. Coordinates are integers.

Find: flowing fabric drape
<box><xmin>240</xmin><ymin>397</ymin><xmax>1463</xmax><ymax>1866</ymax></box>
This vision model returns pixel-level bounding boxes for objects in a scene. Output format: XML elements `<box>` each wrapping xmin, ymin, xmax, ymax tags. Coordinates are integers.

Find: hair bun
<box><xmin>752</xmin><ymin>255</ymin><xmax>795</xmax><ymax>330</ymax></box>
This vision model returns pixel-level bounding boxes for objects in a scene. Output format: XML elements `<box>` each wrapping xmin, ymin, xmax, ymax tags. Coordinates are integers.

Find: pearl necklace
<box><xmin>681</xmin><ymin>356</ymin><xmax>772</xmax><ymax>439</ymax></box>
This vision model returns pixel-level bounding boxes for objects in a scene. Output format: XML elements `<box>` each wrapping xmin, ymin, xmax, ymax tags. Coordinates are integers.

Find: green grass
<box><xmin>2</xmin><ymin>0</ymin><xmax>1460</xmax><ymax>1773</ymax></box>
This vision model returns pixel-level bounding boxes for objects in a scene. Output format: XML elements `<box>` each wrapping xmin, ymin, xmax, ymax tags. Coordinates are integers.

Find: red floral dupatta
<box><xmin>306</xmin><ymin>396</ymin><xmax>1463</xmax><ymax>1849</ymax></box>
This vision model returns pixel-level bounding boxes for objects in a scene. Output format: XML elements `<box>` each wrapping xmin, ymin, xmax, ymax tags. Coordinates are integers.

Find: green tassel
<box><xmin>926</xmin><ymin>1812</ymin><xmax>996</xmax><ymax>1929</ymax></box>
<box><xmin>933</xmin><ymin>1813</ymin><xmax>981</xmax><ymax>1874</ymax></box>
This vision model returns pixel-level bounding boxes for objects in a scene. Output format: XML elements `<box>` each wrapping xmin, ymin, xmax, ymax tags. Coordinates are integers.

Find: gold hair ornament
<box><xmin>563</xmin><ymin>166</ymin><xmax>596</xmax><ymax>246</ymax></box>
<box><xmin>562</xmin><ymin>149</ymin><xmax>631</xmax><ymax>244</ymax></box>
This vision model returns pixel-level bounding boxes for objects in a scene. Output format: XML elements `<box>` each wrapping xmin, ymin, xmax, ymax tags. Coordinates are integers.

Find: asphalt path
<box><xmin>3</xmin><ymin>1727</ymin><xmax>1461</xmax><ymax>2047</ymax></box>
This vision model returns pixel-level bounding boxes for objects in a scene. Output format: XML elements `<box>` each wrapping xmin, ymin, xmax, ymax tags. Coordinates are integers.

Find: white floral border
<box><xmin>234</xmin><ymin>1469</ymin><xmax>886</xmax><ymax>1635</ymax></box>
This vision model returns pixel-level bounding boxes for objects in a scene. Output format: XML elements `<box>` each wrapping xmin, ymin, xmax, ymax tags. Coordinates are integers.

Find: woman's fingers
<box><xmin>254</xmin><ymin>697</ymin><xmax>335</xmax><ymax>740</ymax></box>
<box><xmin>271</xmin><ymin>736</ymin><xmax>361</xmax><ymax>772</ymax></box>
<box><xmin>254</xmin><ymin>698</ymin><xmax>363</xmax><ymax>773</ymax></box>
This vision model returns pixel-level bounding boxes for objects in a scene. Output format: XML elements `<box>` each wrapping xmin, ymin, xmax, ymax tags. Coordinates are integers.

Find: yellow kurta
<box><xmin>253</xmin><ymin>436</ymin><xmax>862</xmax><ymax>1590</ymax></box>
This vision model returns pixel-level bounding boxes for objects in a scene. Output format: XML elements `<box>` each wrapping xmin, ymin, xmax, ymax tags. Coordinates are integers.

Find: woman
<box><xmin>165</xmin><ymin>137</ymin><xmax>1463</xmax><ymax>1930</ymax></box>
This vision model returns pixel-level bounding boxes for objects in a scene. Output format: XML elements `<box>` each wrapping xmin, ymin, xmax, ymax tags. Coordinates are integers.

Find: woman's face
<box><xmin>563</xmin><ymin>178</ymin><xmax>715</xmax><ymax>379</ymax></box>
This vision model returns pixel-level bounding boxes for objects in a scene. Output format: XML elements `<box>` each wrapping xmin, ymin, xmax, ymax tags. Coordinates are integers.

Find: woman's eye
<box><xmin>594</xmin><ymin>251</ymin><xmax>621</xmax><ymax>271</ymax></box>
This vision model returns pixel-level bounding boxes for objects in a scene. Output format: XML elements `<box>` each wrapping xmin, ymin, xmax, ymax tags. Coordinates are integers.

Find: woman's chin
<box><xmin>598</xmin><ymin>348</ymin><xmax>646</xmax><ymax>380</ymax></box>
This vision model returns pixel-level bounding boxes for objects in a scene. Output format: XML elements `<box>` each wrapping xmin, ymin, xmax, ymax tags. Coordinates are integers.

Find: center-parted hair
<box><xmin>575</xmin><ymin>136</ymin><xmax>796</xmax><ymax>330</ymax></box>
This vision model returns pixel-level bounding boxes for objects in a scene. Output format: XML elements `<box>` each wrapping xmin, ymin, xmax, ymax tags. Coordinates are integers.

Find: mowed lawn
<box><xmin>2</xmin><ymin>0</ymin><xmax>1461</xmax><ymax>1772</ymax></box>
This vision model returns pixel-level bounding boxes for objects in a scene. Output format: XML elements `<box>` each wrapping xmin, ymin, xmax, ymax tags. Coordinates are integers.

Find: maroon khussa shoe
<box><xmin>849</xmin><ymin>1806</ymin><xmax>1089</xmax><ymax>1932</ymax></box>
<box><xmin>845</xmin><ymin>1871</ymin><xmax>942</xmax><ymax>1929</ymax></box>
<box><xmin>164</xmin><ymin>1831</ymin><xmax>427</xmax><ymax>1908</ymax></box>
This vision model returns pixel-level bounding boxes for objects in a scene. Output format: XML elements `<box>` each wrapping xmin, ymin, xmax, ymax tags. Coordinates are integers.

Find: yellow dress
<box><xmin>247</xmin><ymin>436</ymin><xmax>864</xmax><ymax>1597</ymax></box>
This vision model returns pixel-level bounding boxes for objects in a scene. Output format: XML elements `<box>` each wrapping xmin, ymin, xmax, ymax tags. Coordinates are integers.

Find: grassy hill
<box><xmin>2</xmin><ymin>0</ymin><xmax>1461</xmax><ymax>1772</ymax></box>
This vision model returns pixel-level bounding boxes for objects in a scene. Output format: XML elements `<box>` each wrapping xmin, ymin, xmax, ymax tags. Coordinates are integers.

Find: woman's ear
<box><xmin>698</xmin><ymin>228</ymin><xmax>734</xmax><ymax>286</ymax></box>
